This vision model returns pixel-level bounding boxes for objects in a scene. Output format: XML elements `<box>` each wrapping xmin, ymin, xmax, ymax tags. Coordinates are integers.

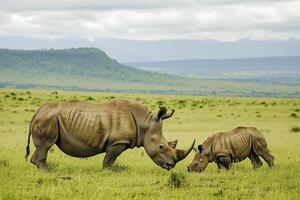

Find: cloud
<box><xmin>0</xmin><ymin>0</ymin><xmax>287</xmax><ymax>11</ymax></box>
<box><xmin>0</xmin><ymin>0</ymin><xmax>299</xmax><ymax>41</ymax></box>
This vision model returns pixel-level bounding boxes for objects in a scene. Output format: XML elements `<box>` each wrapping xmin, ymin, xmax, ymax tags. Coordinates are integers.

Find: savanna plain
<box><xmin>0</xmin><ymin>89</ymin><xmax>299</xmax><ymax>200</ymax></box>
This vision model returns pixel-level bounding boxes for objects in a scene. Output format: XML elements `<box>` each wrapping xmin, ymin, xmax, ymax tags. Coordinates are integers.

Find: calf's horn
<box><xmin>174</xmin><ymin>139</ymin><xmax>195</xmax><ymax>162</ymax></box>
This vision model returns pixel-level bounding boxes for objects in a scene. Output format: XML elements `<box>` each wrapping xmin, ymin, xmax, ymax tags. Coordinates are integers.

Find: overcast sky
<box><xmin>1</xmin><ymin>0</ymin><xmax>300</xmax><ymax>41</ymax></box>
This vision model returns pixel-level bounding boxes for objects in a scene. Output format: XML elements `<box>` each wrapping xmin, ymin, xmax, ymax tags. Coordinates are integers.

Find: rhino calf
<box><xmin>25</xmin><ymin>100</ymin><xmax>195</xmax><ymax>171</ymax></box>
<box><xmin>188</xmin><ymin>127</ymin><xmax>274</xmax><ymax>172</ymax></box>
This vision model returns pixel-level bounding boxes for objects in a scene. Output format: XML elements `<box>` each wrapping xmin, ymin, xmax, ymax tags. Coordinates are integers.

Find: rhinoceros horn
<box><xmin>174</xmin><ymin>140</ymin><xmax>195</xmax><ymax>162</ymax></box>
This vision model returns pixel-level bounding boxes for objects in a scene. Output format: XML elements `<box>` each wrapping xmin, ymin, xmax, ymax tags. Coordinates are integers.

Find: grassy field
<box><xmin>0</xmin><ymin>89</ymin><xmax>299</xmax><ymax>200</ymax></box>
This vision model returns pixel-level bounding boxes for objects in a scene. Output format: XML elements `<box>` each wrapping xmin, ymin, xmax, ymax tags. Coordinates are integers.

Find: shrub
<box><xmin>167</xmin><ymin>172</ymin><xmax>188</xmax><ymax>188</ymax></box>
<box><xmin>177</xmin><ymin>100</ymin><xmax>186</xmax><ymax>104</ymax></box>
<box><xmin>156</xmin><ymin>100</ymin><xmax>165</xmax><ymax>106</ymax></box>
<box><xmin>86</xmin><ymin>96</ymin><xmax>95</xmax><ymax>101</ymax></box>
<box><xmin>290</xmin><ymin>113</ymin><xmax>298</xmax><ymax>118</ymax></box>
<box><xmin>290</xmin><ymin>126</ymin><xmax>300</xmax><ymax>132</ymax></box>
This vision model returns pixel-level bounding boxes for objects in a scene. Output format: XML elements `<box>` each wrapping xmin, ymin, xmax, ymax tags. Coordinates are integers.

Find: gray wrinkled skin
<box><xmin>188</xmin><ymin>127</ymin><xmax>274</xmax><ymax>173</ymax></box>
<box><xmin>25</xmin><ymin>100</ymin><xmax>194</xmax><ymax>171</ymax></box>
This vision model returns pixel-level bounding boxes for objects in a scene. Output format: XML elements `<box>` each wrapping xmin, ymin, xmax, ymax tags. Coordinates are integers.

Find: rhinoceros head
<box><xmin>187</xmin><ymin>144</ymin><xmax>209</xmax><ymax>172</ymax></box>
<box><xmin>143</xmin><ymin>106</ymin><xmax>195</xmax><ymax>170</ymax></box>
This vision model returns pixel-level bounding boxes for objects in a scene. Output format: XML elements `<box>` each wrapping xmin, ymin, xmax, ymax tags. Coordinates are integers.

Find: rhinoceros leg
<box><xmin>30</xmin><ymin>117</ymin><xmax>58</xmax><ymax>170</ymax></box>
<box><xmin>103</xmin><ymin>144</ymin><xmax>127</xmax><ymax>169</ymax></box>
<box><xmin>258</xmin><ymin>152</ymin><xmax>275</xmax><ymax>168</ymax></box>
<box><xmin>217</xmin><ymin>155</ymin><xmax>231</xmax><ymax>170</ymax></box>
<box><xmin>31</xmin><ymin>141</ymin><xmax>55</xmax><ymax>170</ymax></box>
<box><xmin>252</xmin><ymin>139</ymin><xmax>275</xmax><ymax>168</ymax></box>
<box><xmin>216</xmin><ymin>162</ymin><xmax>228</xmax><ymax>171</ymax></box>
<box><xmin>249</xmin><ymin>153</ymin><xmax>263</xmax><ymax>169</ymax></box>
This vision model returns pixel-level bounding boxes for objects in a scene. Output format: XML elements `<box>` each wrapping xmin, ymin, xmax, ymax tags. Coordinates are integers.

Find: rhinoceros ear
<box><xmin>155</xmin><ymin>106</ymin><xmax>175</xmax><ymax>122</ymax></box>
<box><xmin>156</xmin><ymin>106</ymin><xmax>167</xmax><ymax>122</ymax></box>
<box><xmin>198</xmin><ymin>144</ymin><xmax>203</xmax><ymax>153</ymax></box>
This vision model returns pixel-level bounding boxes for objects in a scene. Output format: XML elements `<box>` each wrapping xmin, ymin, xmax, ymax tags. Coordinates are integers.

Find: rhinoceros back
<box><xmin>212</xmin><ymin>127</ymin><xmax>253</xmax><ymax>161</ymax></box>
<box><xmin>57</xmin><ymin>107</ymin><xmax>110</xmax><ymax>157</ymax></box>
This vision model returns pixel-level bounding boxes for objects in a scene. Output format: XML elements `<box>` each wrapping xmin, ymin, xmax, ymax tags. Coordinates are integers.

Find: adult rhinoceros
<box><xmin>187</xmin><ymin>127</ymin><xmax>274</xmax><ymax>172</ymax></box>
<box><xmin>25</xmin><ymin>100</ymin><xmax>194</xmax><ymax>170</ymax></box>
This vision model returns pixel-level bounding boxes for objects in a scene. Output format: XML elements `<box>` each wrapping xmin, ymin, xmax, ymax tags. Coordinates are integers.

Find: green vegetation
<box><xmin>167</xmin><ymin>172</ymin><xmax>187</xmax><ymax>188</ymax></box>
<box><xmin>1</xmin><ymin>48</ymin><xmax>300</xmax><ymax>97</ymax></box>
<box><xmin>0</xmin><ymin>48</ymin><xmax>176</xmax><ymax>84</ymax></box>
<box><xmin>0</xmin><ymin>89</ymin><xmax>300</xmax><ymax>199</ymax></box>
<box><xmin>290</xmin><ymin>126</ymin><xmax>300</xmax><ymax>132</ymax></box>
<box><xmin>290</xmin><ymin>113</ymin><xmax>298</xmax><ymax>118</ymax></box>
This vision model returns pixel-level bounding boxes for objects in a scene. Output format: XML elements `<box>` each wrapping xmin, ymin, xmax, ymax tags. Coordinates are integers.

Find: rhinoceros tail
<box><xmin>25</xmin><ymin>105</ymin><xmax>44</xmax><ymax>161</ymax></box>
<box><xmin>25</xmin><ymin>128</ymin><xmax>31</xmax><ymax>162</ymax></box>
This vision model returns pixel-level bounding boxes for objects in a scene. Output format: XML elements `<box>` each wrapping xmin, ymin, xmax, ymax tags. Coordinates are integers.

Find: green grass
<box><xmin>0</xmin><ymin>89</ymin><xmax>300</xmax><ymax>200</ymax></box>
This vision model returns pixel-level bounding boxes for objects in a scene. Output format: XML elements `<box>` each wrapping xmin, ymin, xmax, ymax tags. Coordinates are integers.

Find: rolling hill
<box><xmin>0</xmin><ymin>48</ymin><xmax>300</xmax><ymax>97</ymax></box>
<box><xmin>0</xmin><ymin>48</ymin><xmax>176</xmax><ymax>84</ymax></box>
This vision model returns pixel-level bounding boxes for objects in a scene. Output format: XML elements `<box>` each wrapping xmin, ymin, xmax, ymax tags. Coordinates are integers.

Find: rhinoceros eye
<box><xmin>159</xmin><ymin>144</ymin><xmax>165</xmax><ymax>153</ymax></box>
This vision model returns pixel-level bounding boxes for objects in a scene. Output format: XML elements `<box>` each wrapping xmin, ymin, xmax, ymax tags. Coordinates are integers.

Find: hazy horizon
<box><xmin>1</xmin><ymin>36</ymin><xmax>300</xmax><ymax>62</ymax></box>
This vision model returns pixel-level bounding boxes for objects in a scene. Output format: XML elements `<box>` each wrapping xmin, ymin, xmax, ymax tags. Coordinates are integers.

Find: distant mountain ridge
<box><xmin>128</xmin><ymin>56</ymin><xmax>300</xmax><ymax>72</ymax></box>
<box><xmin>128</xmin><ymin>56</ymin><xmax>300</xmax><ymax>86</ymax></box>
<box><xmin>1</xmin><ymin>36</ymin><xmax>300</xmax><ymax>62</ymax></box>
